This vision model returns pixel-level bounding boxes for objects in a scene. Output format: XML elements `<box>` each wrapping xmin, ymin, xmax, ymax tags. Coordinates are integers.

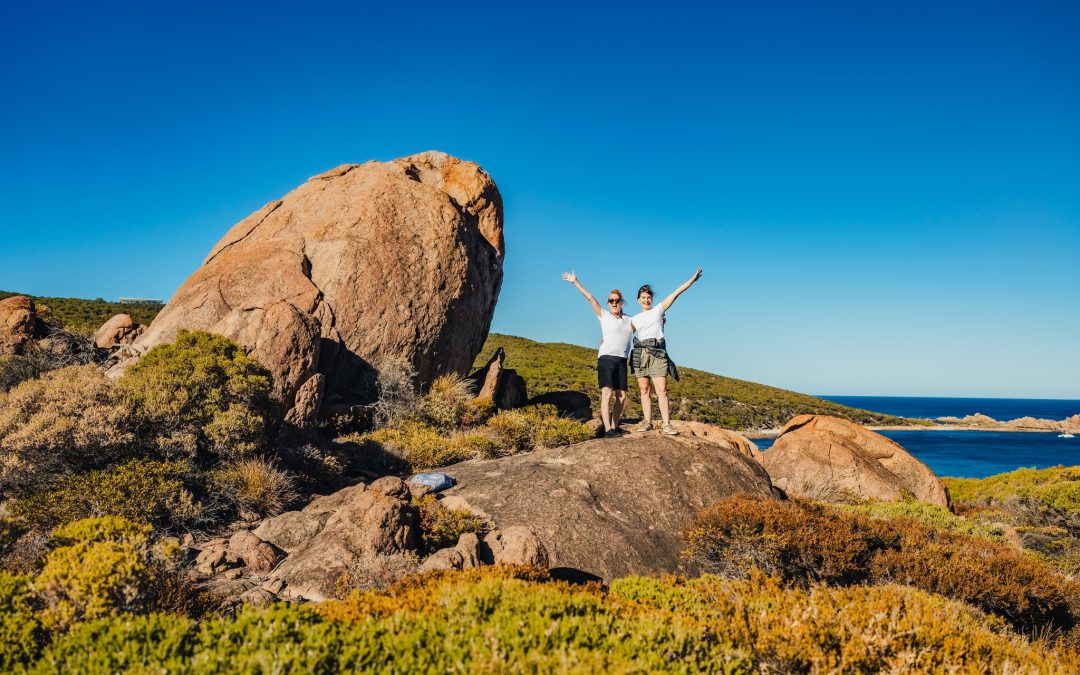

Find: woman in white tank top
<box><xmin>562</xmin><ymin>271</ymin><xmax>632</xmax><ymax>437</ymax></box>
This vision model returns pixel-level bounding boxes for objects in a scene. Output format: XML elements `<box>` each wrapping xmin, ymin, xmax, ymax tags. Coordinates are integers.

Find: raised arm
<box><xmin>562</xmin><ymin>271</ymin><xmax>603</xmax><ymax>317</ymax></box>
<box><xmin>660</xmin><ymin>268</ymin><xmax>703</xmax><ymax>311</ymax></box>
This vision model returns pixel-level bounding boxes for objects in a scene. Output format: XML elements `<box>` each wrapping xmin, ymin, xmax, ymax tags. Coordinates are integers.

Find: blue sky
<box><xmin>1</xmin><ymin>1</ymin><xmax>1077</xmax><ymax>398</ymax></box>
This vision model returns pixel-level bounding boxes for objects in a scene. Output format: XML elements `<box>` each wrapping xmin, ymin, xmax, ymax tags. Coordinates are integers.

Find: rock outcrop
<box><xmin>756</xmin><ymin>415</ymin><xmax>949</xmax><ymax>507</ymax></box>
<box><xmin>438</xmin><ymin>426</ymin><xmax>777</xmax><ymax>582</ymax></box>
<box><xmin>468</xmin><ymin>347</ymin><xmax>527</xmax><ymax>410</ymax></box>
<box><xmin>0</xmin><ymin>295</ymin><xmax>46</xmax><ymax>355</ymax></box>
<box><xmin>94</xmin><ymin>314</ymin><xmax>144</xmax><ymax>349</ymax></box>
<box><xmin>122</xmin><ymin>152</ymin><xmax>504</xmax><ymax>420</ymax></box>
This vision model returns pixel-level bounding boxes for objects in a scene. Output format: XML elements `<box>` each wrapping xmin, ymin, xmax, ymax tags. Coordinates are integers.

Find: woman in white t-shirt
<box><xmin>630</xmin><ymin>268</ymin><xmax>702</xmax><ymax>435</ymax></box>
<box><xmin>562</xmin><ymin>271</ymin><xmax>633</xmax><ymax>437</ymax></box>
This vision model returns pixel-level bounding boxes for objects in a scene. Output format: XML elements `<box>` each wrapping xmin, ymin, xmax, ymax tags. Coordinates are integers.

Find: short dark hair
<box><xmin>637</xmin><ymin>284</ymin><xmax>653</xmax><ymax>299</ymax></box>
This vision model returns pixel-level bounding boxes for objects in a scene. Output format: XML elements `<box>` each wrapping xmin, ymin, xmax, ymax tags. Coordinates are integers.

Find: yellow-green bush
<box><xmin>945</xmin><ymin>466</ymin><xmax>1080</xmax><ymax>514</ymax></box>
<box><xmin>12</xmin><ymin>459</ymin><xmax>207</xmax><ymax>532</ymax></box>
<box><xmin>412</xmin><ymin>494</ymin><xmax>487</xmax><ymax>550</ymax></box>
<box><xmin>22</xmin><ymin>567</ymin><xmax>1080</xmax><ymax>673</ymax></box>
<box><xmin>33</xmin><ymin>517</ymin><xmax>155</xmax><ymax>632</ymax></box>
<box><xmin>0</xmin><ymin>364</ymin><xmax>133</xmax><ymax>496</ymax></box>
<box><xmin>684</xmin><ymin>495</ymin><xmax>1080</xmax><ymax>636</ymax></box>
<box><xmin>834</xmin><ymin>497</ymin><xmax>1008</xmax><ymax>542</ymax></box>
<box><xmin>118</xmin><ymin>330</ymin><xmax>274</xmax><ymax>461</ymax></box>
<box><xmin>418</xmin><ymin>373</ymin><xmax>473</xmax><ymax>429</ymax></box>
<box><xmin>361</xmin><ymin>422</ymin><xmax>474</xmax><ymax>472</ymax></box>
<box><xmin>209</xmin><ymin>457</ymin><xmax>298</xmax><ymax>518</ymax></box>
<box><xmin>486</xmin><ymin>404</ymin><xmax>592</xmax><ymax>452</ymax></box>
<box><xmin>0</xmin><ymin>517</ymin><xmax>27</xmax><ymax>556</ymax></box>
<box><xmin>0</xmin><ymin>571</ymin><xmax>43</xmax><ymax>670</ymax></box>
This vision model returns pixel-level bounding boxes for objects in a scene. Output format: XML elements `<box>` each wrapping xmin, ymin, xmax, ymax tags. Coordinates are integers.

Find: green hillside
<box><xmin>474</xmin><ymin>333</ymin><xmax>917</xmax><ymax>431</ymax></box>
<box><xmin>0</xmin><ymin>291</ymin><xmax>163</xmax><ymax>334</ymax></box>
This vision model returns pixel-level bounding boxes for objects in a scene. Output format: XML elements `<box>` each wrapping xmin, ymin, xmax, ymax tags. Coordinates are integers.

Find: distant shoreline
<box><xmin>745</xmin><ymin>422</ymin><xmax>1077</xmax><ymax>440</ymax></box>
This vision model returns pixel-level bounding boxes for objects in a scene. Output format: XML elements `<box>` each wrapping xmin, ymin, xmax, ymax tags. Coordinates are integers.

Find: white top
<box><xmin>597</xmin><ymin>310</ymin><xmax>633</xmax><ymax>358</ymax></box>
<box><xmin>632</xmin><ymin>306</ymin><xmax>666</xmax><ymax>341</ymax></box>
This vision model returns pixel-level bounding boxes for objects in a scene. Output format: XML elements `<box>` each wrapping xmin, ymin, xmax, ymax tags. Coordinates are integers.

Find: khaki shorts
<box><xmin>635</xmin><ymin>349</ymin><xmax>669</xmax><ymax>378</ymax></box>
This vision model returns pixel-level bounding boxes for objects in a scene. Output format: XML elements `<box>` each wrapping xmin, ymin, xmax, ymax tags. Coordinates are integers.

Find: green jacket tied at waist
<box><xmin>630</xmin><ymin>337</ymin><xmax>680</xmax><ymax>381</ymax></box>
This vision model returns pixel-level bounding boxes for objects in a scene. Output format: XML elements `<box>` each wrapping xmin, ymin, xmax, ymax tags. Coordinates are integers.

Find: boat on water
<box><xmin>1060</xmin><ymin>433</ymin><xmax>1076</xmax><ymax>438</ymax></box>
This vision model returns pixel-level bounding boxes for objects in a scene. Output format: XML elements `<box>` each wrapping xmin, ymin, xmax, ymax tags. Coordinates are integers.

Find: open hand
<box><xmin>691</xmin><ymin>268</ymin><xmax>703</xmax><ymax>283</ymax></box>
<box><xmin>562</xmin><ymin>271</ymin><xmax>578</xmax><ymax>284</ymax></box>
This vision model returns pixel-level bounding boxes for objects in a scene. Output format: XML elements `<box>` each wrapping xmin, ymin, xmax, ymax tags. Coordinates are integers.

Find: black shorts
<box><xmin>597</xmin><ymin>355</ymin><xmax>628</xmax><ymax>391</ymax></box>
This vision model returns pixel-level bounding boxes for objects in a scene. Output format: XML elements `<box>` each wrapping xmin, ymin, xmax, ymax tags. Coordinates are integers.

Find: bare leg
<box><xmin>600</xmin><ymin>387</ymin><xmax>614</xmax><ymax>431</ymax></box>
<box><xmin>613</xmin><ymin>389</ymin><xmax>627</xmax><ymax>428</ymax></box>
<box><xmin>654</xmin><ymin>376</ymin><xmax>671</xmax><ymax>426</ymax></box>
<box><xmin>637</xmin><ymin>377</ymin><xmax>653</xmax><ymax>424</ymax></box>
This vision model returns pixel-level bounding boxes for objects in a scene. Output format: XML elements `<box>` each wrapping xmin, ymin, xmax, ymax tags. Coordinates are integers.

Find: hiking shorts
<box><xmin>597</xmin><ymin>355</ymin><xmax>628</xmax><ymax>391</ymax></box>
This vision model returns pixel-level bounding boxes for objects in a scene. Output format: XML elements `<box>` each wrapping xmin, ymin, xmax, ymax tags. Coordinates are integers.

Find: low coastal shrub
<box><xmin>24</xmin><ymin>568</ymin><xmax>1080</xmax><ymax>673</ymax></box>
<box><xmin>486</xmin><ymin>404</ymin><xmax>592</xmax><ymax>452</ymax></box>
<box><xmin>945</xmin><ymin>466</ymin><xmax>1080</xmax><ymax>516</ymax></box>
<box><xmin>412</xmin><ymin>494</ymin><xmax>487</xmax><ymax>550</ymax></box>
<box><xmin>0</xmin><ymin>571</ymin><xmax>44</xmax><ymax>670</ymax></box>
<box><xmin>362</xmin><ymin>422</ymin><xmax>475</xmax><ymax>471</ymax></box>
<box><xmin>418</xmin><ymin>374</ymin><xmax>474</xmax><ymax>429</ymax></box>
<box><xmin>0</xmin><ymin>364</ymin><xmax>133</xmax><ymax>497</ymax></box>
<box><xmin>33</xmin><ymin>517</ymin><xmax>156</xmax><ymax>632</ymax></box>
<box><xmin>834</xmin><ymin>497</ymin><xmax>1009</xmax><ymax>541</ymax></box>
<box><xmin>12</xmin><ymin>459</ymin><xmax>208</xmax><ymax>533</ymax></box>
<box><xmin>209</xmin><ymin>457</ymin><xmax>298</xmax><ymax>519</ymax></box>
<box><xmin>371</xmin><ymin>358</ymin><xmax>418</xmax><ymax>428</ymax></box>
<box><xmin>117</xmin><ymin>330</ymin><xmax>275</xmax><ymax>462</ymax></box>
<box><xmin>683</xmin><ymin>495</ymin><xmax>1080</xmax><ymax>636</ymax></box>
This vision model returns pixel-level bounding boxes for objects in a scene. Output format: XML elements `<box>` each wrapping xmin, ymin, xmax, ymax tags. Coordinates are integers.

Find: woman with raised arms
<box><xmin>562</xmin><ymin>271</ymin><xmax>633</xmax><ymax>437</ymax></box>
<box><xmin>630</xmin><ymin>268</ymin><xmax>703</xmax><ymax>435</ymax></box>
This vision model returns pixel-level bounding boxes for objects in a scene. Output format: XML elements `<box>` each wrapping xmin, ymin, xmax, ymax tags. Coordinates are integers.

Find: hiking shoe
<box><xmin>661</xmin><ymin>423</ymin><xmax>679</xmax><ymax>436</ymax></box>
<box><xmin>604</xmin><ymin>428</ymin><xmax>622</xmax><ymax>438</ymax></box>
<box><xmin>632</xmin><ymin>420</ymin><xmax>653</xmax><ymax>433</ymax></box>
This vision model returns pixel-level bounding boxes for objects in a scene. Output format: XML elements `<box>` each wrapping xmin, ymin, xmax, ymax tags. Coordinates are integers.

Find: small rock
<box><xmin>228</xmin><ymin>530</ymin><xmax>286</xmax><ymax>574</ymax></box>
<box><xmin>222</xmin><ymin>568</ymin><xmax>242</xmax><ymax>580</ymax></box>
<box><xmin>238</xmin><ymin>588</ymin><xmax>277</xmax><ymax>607</ymax></box>
<box><xmin>420</xmin><ymin>547</ymin><xmax>465</xmax><ymax>573</ymax></box>
<box><xmin>482</xmin><ymin>527</ymin><xmax>549</xmax><ymax>568</ymax></box>
<box><xmin>369</xmin><ymin>476</ymin><xmax>409</xmax><ymax>499</ymax></box>
<box><xmin>262</xmin><ymin>578</ymin><xmax>286</xmax><ymax>595</ymax></box>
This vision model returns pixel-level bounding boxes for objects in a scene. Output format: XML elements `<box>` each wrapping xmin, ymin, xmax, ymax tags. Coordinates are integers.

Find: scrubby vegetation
<box><xmin>475</xmin><ymin>333</ymin><xmax>925</xmax><ymax>430</ymax></box>
<box><xmin>412</xmin><ymin>494</ymin><xmax>487</xmax><ymax>550</ymax></box>
<box><xmin>354</xmin><ymin>373</ymin><xmax>593</xmax><ymax>472</ymax></box>
<box><xmin>683</xmin><ymin>495</ymin><xmax>1080</xmax><ymax>637</ymax></box>
<box><xmin>9</xmin><ymin>566</ymin><xmax>1077</xmax><ymax>673</ymax></box>
<box><xmin>0</xmin><ymin>330</ymin><xmax>292</xmax><ymax>543</ymax></box>
<box><xmin>0</xmin><ymin>291</ymin><xmax>162</xmax><ymax>335</ymax></box>
<box><xmin>945</xmin><ymin>465</ymin><xmax>1080</xmax><ymax>576</ymax></box>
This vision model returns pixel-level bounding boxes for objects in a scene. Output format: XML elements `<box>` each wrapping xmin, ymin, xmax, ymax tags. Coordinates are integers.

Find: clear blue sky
<box><xmin>2</xmin><ymin>1</ymin><xmax>1077</xmax><ymax>398</ymax></box>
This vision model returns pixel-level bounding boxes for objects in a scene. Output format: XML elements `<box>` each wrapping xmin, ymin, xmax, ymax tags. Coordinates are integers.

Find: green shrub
<box><xmin>210</xmin><ymin>457</ymin><xmax>298</xmax><ymax>519</ymax></box>
<box><xmin>834</xmin><ymin>498</ymin><xmax>1009</xmax><ymax>542</ymax></box>
<box><xmin>684</xmin><ymin>495</ymin><xmax>1080</xmax><ymax>636</ymax></box>
<box><xmin>486</xmin><ymin>404</ymin><xmax>592</xmax><ymax>452</ymax></box>
<box><xmin>33</xmin><ymin>517</ymin><xmax>155</xmax><ymax>632</ymax></box>
<box><xmin>0</xmin><ymin>571</ymin><xmax>43</xmax><ymax>670</ymax></box>
<box><xmin>419</xmin><ymin>374</ymin><xmax>473</xmax><ymax>429</ymax></box>
<box><xmin>945</xmin><ymin>466</ymin><xmax>1080</xmax><ymax>515</ymax></box>
<box><xmin>24</xmin><ymin>567</ymin><xmax>1080</xmax><ymax>673</ymax></box>
<box><xmin>12</xmin><ymin>459</ymin><xmax>208</xmax><ymax>533</ymax></box>
<box><xmin>0</xmin><ymin>517</ymin><xmax>26</xmax><ymax>556</ymax></box>
<box><xmin>412</xmin><ymin>494</ymin><xmax>487</xmax><ymax>550</ymax></box>
<box><xmin>361</xmin><ymin>422</ymin><xmax>474</xmax><ymax>472</ymax></box>
<box><xmin>118</xmin><ymin>330</ymin><xmax>274</xmax><ymax>461</ymax></box>
<box><xmin>0</xmin><ymin>364</ymin><xmax>133</xmax><ymax>497</ymax></box>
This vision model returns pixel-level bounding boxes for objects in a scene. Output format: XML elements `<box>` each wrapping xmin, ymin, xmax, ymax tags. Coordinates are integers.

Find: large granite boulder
<box><xmin>0</xmin><ymin>296</ymin><xmax>46</xmax><ymax>355</ymax></box>
<box><xmin>756</xmin><ymin>415</ymin><xmax>950</xmax><ymax>507</ymax></box>
<box><xmin>437</xmin><ymin>428</ymin><xmax>777</xmax><ymax>582</ymax></box>
<box><xmin>123</xmin><ymin>151</ymin><xmax>504</xmax><ymax>418</ymax></box>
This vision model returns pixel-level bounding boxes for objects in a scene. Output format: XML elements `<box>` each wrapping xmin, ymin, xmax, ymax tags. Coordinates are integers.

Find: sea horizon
<box><xmin>818</xmin><ymin>395</ymin><xmax>1080</xmax><ymax>422</ymax></box>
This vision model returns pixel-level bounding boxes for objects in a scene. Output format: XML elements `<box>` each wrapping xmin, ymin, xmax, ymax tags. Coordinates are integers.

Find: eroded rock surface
<box><xmin>122</xmin><ymin>151</ymin><xmax>504</xmax><ymax>420</ymax></box>
<box><xmin>94</xmin><ymin>314</ymin><xmax>144</xmax><ymax>349</ymax></box>
<box><xmin>756</xmin><ymin>414</ymin><xmax>950</xmax><ymax>506</ymax></box>
<box><xmin>438</xmin><ymin>428</ymin><xmax>777</xmax><ymax>582</ymax></box>
<box><xmin>0</xmin><ymin>295</ymin><xmax>46</xmax><ymax>355</ymax></box>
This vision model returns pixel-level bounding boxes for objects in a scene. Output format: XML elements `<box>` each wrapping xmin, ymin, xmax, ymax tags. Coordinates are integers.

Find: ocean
<box><xmin>755</xmin><ymin>396</ymin><xmax>1080</xmax><ymax>479</ymax></box>
<box><xmin>819</xmin><ymin>395</ymin><xmax>1080</xmax><ymax>421</ymax></box>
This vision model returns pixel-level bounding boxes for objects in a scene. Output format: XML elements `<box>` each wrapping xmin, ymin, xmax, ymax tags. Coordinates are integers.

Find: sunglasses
<box><xmin>608</xmin><ymin>298</ymin><xmax>622</xmax><ymax>304</ymax></box>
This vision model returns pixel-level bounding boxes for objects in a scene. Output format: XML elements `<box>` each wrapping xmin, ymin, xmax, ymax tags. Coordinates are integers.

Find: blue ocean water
<box><xmin>754</xmin><ymin>430</ymin><xmax>1080</xmax><ymax>479</ymax></box>
<box><xmin>819</xmin><ymin>396</ymin><xmax>1080</xmax><ymax>421</ymax></box>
